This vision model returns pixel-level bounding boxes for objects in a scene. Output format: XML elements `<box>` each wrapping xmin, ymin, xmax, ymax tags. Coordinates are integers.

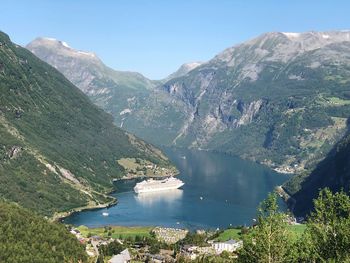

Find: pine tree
<box><xmin>303</xmin><ymin>188</ymin><xmax>350</xmax><ymax>262</ymax></box>
<box><xmin>237</xmin><ymin>193</ymin><xmax>294</xmax><ymax>263</ymax></box>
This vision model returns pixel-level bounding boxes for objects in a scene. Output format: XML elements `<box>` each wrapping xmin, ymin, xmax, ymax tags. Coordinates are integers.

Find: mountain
<box><xmin>0</xmin><ymin>31</ymin><xmax>173</xmax><ymax>216</ymax></box>
<box><xmin>26</xmin><ymin>37</ymin><xmax>156</xmax><ymax>126</ymax></box>
<box><xmin>163</xmin><ymin>62</ymin><xmax>202</xmax><ymax>81</ymax></box>
<box><xmin>0</xmin><ymin>201</ymin><xmax>87</xmax><ymax>262</ymax></box>
<box><xmin>125</xmin><ymin>31</ymin><xmax>350</xmax><ymax>174</ymax></box>
<box><xmin>27</xmin><ymin>31</ymin><xmax>350</xmax><ymax>176</ymax></box>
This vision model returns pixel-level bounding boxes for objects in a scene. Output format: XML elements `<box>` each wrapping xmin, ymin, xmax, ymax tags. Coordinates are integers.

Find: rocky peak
<box><xmin>213</xmin><ymin>30</ymin><xmax>350</xmax><ymax>66</ymax></box>
<box><xmin>26</xmin><ymin>37</ymin><xmax>108</xmax><ymax>93</ymax></box>
<box><xmin>27</xmin><ymin>37</ymin><xmax>100</xmax><ymax>62</ymax></box>
<box><xmin>164</xmin><ymin>61</ymin><xmax>203</xmax><ymax>81</ymax></box>
<box><xmin>26</xmin><ymin>37</ymin><xmax>155</xmax><ymax>95</ymax></box>
<box><xmin>178</xmin><ymin>62</ymin><xmax>203</xmax><ymax>73</ymax></box>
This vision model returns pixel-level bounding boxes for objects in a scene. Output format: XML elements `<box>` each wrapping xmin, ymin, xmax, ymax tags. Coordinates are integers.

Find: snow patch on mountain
<box><xmin>77</xmin><ymin>50</ymin><xmax>96</xmax><ymax>57</ymax></box>
<box><xmin>42</xmin><ymin>37</ymin><xmax>57</xmax><ymax>42</ymax></box>
<box><xmin>282</xmin><ymin>32</ymin><xmax>301</xmax><ymax>39</ymax></box>
<box><xmin>61</xmin><ymin>41</ymin><xmax>70</xmax><ymax>48</ymax></box>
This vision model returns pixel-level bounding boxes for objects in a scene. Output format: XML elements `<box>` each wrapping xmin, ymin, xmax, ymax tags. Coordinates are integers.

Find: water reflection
<box><xmin>134</xmin><ymin>189</ymin><xmax>183</xmax><ymax>207</ymax></box>
<box><xmin>65</xmin><ymin>147</ymin><xmax>291</xmax><ymax>229</ymax></box>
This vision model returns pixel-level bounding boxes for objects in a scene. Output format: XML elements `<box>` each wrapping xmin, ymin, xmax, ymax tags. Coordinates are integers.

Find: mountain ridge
<box><xmin>25</xmin><ymin>31</ymin><xmax>350</xmax><ymax>215</ymax></box>
<box><xmin>150</xmin><ymin>30</ymin><xmax>350</xmax><ymax>169</ymax></box>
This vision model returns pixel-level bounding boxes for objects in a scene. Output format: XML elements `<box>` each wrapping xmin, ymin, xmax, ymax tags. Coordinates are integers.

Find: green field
<box><xmin>77</xmin><ymin>225</ymin><xmax>153</xmax><ymax>239</ymax></box>
<box><xmin>215</xmin><ymin>228</ymin><xmax>242</xmax><ymax>241</ymax></box>
<box><xmin>288</xmin><ymin>224</ymin><xmax>307</xmax><ymax>239</ymax></box>
<box><xmin>215</xmin><ymin>224</ymin><xmax>306</xmax><ymax>242</ymax></box>
<box><xmin>317</xmin><ymin>95</ymin><xmax>350</xmax><ymax>106</ymax></box>
<box><xmin>117</xmin><ymin>157</ymin><xmax>177</xmax><ymax>178</ymax></box>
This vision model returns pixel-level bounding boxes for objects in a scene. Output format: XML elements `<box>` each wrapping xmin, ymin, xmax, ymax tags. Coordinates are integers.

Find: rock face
<box><xmin>26</xmin><ymin>38</ymin><xmax>156</xmax><ymax>125</ymax></box>
<box><xmin>27</xmin><ymin>37</ymin><xmax>102</xmax><ymax>93</ymax></box>
<box><xmin>126</xmin><ymin>30</ymin><xmax>350</xmax><ymax>175</ymax></box>
<box><xmin>7</xmin><ymin>146</ymin><xmax>22</xmax><ymax>159</ymax></box>
<box><xmin>236</xmin><ymin>100</ymin><xmax>264</xmax><ymax>127</ymax></box>
<box><xmin>27</xmin><ymin>31</ymin><xmax>350</xmax><ymax>176</ymax></box>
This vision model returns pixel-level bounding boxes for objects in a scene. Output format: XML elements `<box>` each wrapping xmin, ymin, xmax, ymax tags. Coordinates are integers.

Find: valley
<box><xmin>1</xmin><ymin>18</ymin><xmax>350</xmax><ymax>261</ymax></box>
<box><xmin>27</xmin><ymin>31</ymin><xmax>350</xmax><ymax>179</ymax></box>
<box><xmin>24</xmin><ymin>30</ymin><xmax>350</xmax><ymax>221</ymax></box>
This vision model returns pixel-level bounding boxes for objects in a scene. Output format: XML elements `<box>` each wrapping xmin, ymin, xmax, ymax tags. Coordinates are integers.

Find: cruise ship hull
<box><xmin>134</xmin><ymin>182</ymin><xmax>184</xmax><ymax>194</ymax></box>
<box><xmin>134</xmin><ymin>177</ymin><xmax>185</xmax><ymax>194</ymax></box>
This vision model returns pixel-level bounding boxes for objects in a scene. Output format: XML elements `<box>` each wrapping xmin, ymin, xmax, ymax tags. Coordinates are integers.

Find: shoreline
<box><xmin>51</xmin><ymin>197</ymin><xmax>118</xmax><ymax>223</ymax></box>
<box><xmin>113</xmin><ymin>171</ymin><xmax>179</xmax><ymax>181</ymax></box>
<box><xmin>275</xmin><ymin>185</ymin><xmax>296</xmax><ymax>213</ymax></box>
<box><xmin>55</xmin><ymin>172</ymin><xmax>179</xmax><ymax>223</ymax></box>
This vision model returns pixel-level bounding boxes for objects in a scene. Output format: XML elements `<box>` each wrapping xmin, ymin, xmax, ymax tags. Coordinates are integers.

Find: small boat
<box><xmin>181</xmin><ymin>156</ymin><xmax>186</xmax><ymax>159</ymax></box>
<box><xmin>200</xmin><ymin>196</ymin><xmax>203</xmax><ymax>200</ymax></box>
<box><xmin>102</xmin><ymin>212</ymin><xmax>109</xmax><ymax>217</ymax></box>
<box><xmin>176</xmin><ymin>222</ymin><xmax>180</xmax><ymax>225</ymax></box>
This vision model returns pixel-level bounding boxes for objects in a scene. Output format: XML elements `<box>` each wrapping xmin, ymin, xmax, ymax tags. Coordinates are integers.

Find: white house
<box><xmin>108</xmin><ymin>249</ymin><xmax>131</xmax><ymax>263</ymax></box>
<box><xmin>212</xmin><ymin>239</ymin><xmax>242</xmax><ymax>254</ymax></box>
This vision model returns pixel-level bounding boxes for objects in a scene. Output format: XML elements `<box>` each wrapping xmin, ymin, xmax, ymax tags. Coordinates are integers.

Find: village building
<box><xmin>212</xmin><ymin>239</ymin><xmax>242</xmax><ymax>254</ymax></box>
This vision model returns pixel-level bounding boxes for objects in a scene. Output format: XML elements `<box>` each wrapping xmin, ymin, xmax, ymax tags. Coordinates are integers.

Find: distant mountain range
<box><xmin>0</xmin><ymin>31</ymin><xmax>173</xmax><ymax>216</ymax></box>
<box><xmin>27</xmin><ymin>38</ymin><xmax>200</xmax><ymax>130</ymax></box>
<box><xmin>27</xmin><ymin>30</ymin><xmax>350</xmax><ymax>216</ymax></box>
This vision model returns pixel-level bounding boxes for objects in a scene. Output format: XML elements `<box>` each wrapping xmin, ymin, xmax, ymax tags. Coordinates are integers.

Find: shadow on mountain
<box><xmin>289</xmin><ymin>118</ymin><xmax>350</xmax><ymax>217</ymax></box>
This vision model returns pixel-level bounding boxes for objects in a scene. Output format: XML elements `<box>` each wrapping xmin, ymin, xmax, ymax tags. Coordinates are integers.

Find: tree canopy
<box><xmin>0</xmin><ymin>201</ymin><xmax>87</xmax><ymax>263</ymax></box>
<box><xmin>238</xmin><ymin>189</ymin><xmax>350</xmax><ymax>263</ymax></box>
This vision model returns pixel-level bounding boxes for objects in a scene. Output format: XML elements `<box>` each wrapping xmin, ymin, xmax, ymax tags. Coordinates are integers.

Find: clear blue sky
<box><xmin>1</xmin><ymin>0</ymin><xmax>349</xmax><ymax>79</ymax></box>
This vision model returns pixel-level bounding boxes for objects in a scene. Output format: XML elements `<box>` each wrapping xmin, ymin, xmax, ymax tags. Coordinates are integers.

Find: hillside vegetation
<box><xmin>285</xmin><ymin>131</ymin><xmax>350</xmax><ymax>216</ymax></box>
<box><xmin>0</xmin><ymin>201</ymin><xmax>87</xmax><ymax>263</ymax></box>
<box><xmin>236</xmin><ymin>191</ymin><xmax>350</xmax><ymax>262</ymax></box>
<box><xmin>0</xmin><ymin>31</ymin><xmax>173</xmax><ymax>216</ymax></box>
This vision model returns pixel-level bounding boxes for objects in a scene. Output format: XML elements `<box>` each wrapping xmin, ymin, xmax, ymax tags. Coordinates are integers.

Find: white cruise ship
<box><xmin>134</xmin><ymin>177</ymin><xmax>184</xmax><ymax>194</ymax></box>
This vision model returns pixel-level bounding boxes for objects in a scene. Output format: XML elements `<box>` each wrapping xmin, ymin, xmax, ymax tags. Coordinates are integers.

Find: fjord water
<box><xmin>65</xmin><ymin>148</ymin><xmax>290</xmax><ymax>230</ymax></box>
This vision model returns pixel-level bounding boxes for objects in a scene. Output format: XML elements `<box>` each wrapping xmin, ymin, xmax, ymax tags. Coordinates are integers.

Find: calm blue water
<box><xmin>64</xmin><ymin>148</ymin><xmax>290</xmax><ymax>230</ymax></box>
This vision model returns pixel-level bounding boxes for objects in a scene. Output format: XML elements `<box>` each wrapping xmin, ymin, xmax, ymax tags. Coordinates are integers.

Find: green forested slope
<box><xmin>284</xmin><ymin>131</ymin><xmax>350</xmax><ymax>216</ymax></box>
<box><xmin>0</xmin><ymin>31</ymin><xmax>172</xmax><ymax>216</ymax></box>
<box><xmin>0</xmin><ymin>201</ymin><xmax>87</xmax><ymax>263</ymax></box>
